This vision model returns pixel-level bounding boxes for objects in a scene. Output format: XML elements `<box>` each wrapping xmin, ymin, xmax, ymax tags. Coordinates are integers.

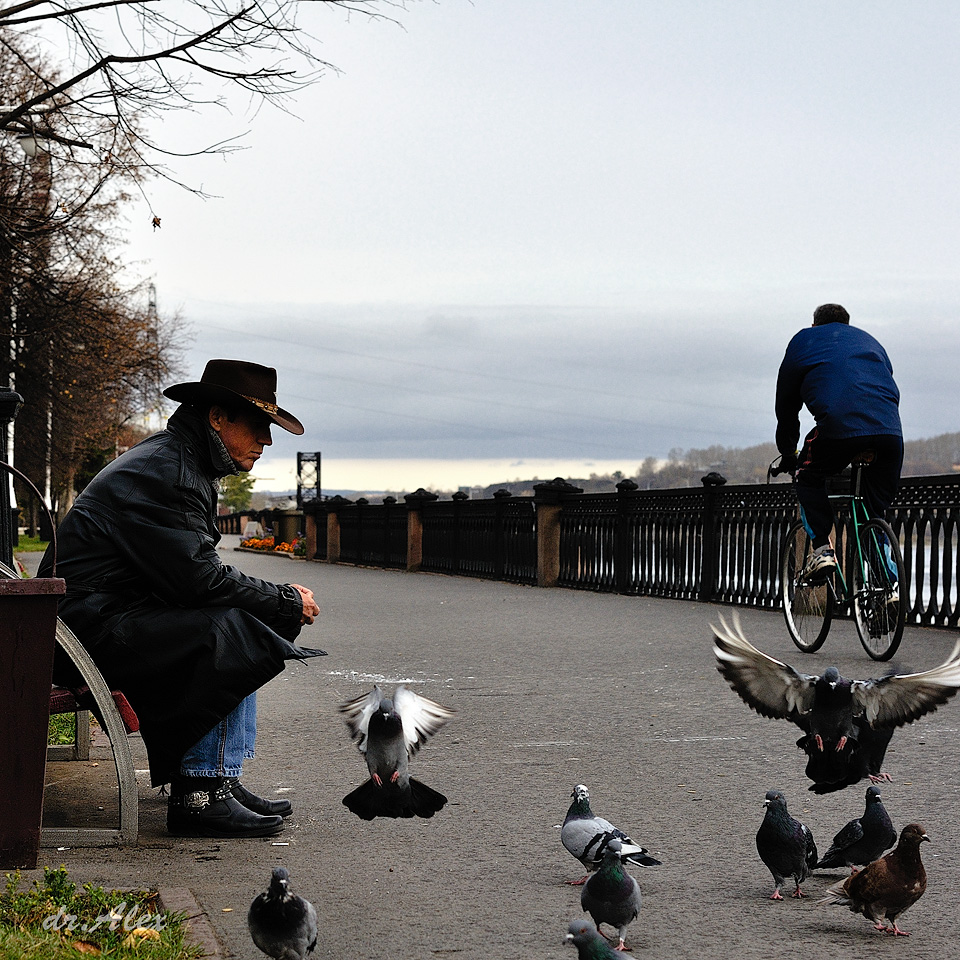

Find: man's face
<box><xmin>209</xmin><ymin>405</ymin><xmax>273</xmax><ymax>471</ymax></box>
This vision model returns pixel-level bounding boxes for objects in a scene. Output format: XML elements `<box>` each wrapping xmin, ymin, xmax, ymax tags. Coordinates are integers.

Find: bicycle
<box><xmin>769</xmin><ymin>453</ymin><xmax>906</xmax><ymax>660</ymax></box>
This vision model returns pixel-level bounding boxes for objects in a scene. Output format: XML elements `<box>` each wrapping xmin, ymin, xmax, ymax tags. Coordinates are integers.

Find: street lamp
<box><xmin>16</xmin><ymin>135</ymin><xmax>41</xmax><ymax>158</ymax></box>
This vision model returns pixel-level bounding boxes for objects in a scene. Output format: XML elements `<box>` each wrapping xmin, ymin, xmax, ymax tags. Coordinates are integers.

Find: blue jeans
<box><xmin>180</xmin><ymin>693</ymin><xmax>257</xmax><ymax>778</ymax></box>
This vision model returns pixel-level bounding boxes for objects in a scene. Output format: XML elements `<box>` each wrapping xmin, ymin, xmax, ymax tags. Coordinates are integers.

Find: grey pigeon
<box><xmin>755</xmin><ymin>789</ymin><xmax>818</xmax><ymax>900</ymax></box>
<box><xmin>817</xmin><ymin>785</ymin><xmax>897</xmax><ymax>871</ymax></box>
<box><xmin>819</xmin><ymin>822</ymin><xmax>929</xmax><ymax>936</ymax></box>
<box><xmin>565</xmin><ymin>918</ymin><xmax>626</xmax><ymax>959</ymax></box>
<box><xmin>580</xmin><ymin>839</ymin><xmax>642</xmax><ymax>951</ymax></box>
<box><xmin>248</xmin><ymin>867</ymin><xmax>318</xmax><ymax>960</ymax></box>
<box><xmin>562</xmin><ymin>784</ymin><xmax>661</xmax><ymax>885</ymax></box>
<box><xmin>339</xmin><ymin>684</ymin><xmax>455</xmax><ymax>820</ymax></box>
<box><xmin>713</xmin><ymin>615</ymin><xmax>960</xmax><ymax>792</ymax></box>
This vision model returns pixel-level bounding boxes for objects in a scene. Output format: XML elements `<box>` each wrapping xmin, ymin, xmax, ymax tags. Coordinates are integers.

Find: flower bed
<box><xmin>239</xmin><ymin>535</ymin><xmax>306</xmax><ymax>557</ymax></box>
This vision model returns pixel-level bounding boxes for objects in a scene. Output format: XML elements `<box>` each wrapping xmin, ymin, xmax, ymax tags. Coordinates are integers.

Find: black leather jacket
<box><xmin>39</xmin><ymin>404</ymin><xmax>318</xmax><ymax>784</ymax></box>
<box><xmin>41</xmin><ymin>404</ymin><xmax>303</xmax><ymax>624</ymax></box>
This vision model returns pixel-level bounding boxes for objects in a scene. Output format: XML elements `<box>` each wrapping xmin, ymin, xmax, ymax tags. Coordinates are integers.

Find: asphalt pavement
<box><xmin>24</xmin><ymin>540</ymin><xmax>960</xmax><ymax>960</ymax></box>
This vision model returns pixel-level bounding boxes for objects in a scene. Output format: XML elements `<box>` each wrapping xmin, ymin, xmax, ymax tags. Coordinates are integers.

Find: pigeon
<box><xmin>580</xmin><ymin>839</ymin><xmax>642</xmax><ymax>951</ymax></box>
<box><xmin>565</xmin><ymin>918</ymin><xmax>627</xmax><ymax>959</ymax></box>
<box><xmin>755</xmin><ymin>789</ymin><xmax>818</xmax><ymax>900</ymax></box>
<box><xmin>816</xmin><ymin>785</ymin><xmax>897</xmax><ymax>872</ymax></box>
<box><xmin>712</xmin><ymin>614</ymin><xmax>960</xmax><ymax>792</ymax></box>
<box><xmin>248</xmin><ymin>867</ymin><xmax>318</xmax><ymax>960</ymax></box>
<box><xmin>819</xmin><ymin>822</ymin><xmax>929</xmax><ymax>936</ymax></box>
<box><xmin>561</xmin><ymin>784</ymin><xmax>661</xmax><ymax>884</ymax></box>
<box><xmin>339</xmin><ymin>684</ymin><xmax>455</xmax><ymax>820</ymax></box>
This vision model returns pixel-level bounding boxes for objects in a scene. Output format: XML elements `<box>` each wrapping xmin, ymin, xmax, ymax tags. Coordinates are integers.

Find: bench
<box><xmin>48</xmin><ymin>685</ymin><xmax>140</xmax><ymax>761</ymax></box>
<box><xmin>0</xmin><ymin>560</ymin><xmax>139</xmax><ymax>847</ymax></box>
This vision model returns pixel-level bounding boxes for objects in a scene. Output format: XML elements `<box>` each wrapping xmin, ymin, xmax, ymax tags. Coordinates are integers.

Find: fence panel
<box><xmin>216</xmin><ymin>475</ymin><xmax>960</xmax><ymax>629</ymax></box>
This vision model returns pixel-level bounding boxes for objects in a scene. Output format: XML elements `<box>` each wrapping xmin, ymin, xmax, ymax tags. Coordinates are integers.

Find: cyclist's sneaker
<box><xmin>801</xmin><ymin>546</ymin><xmax>836</xmax><ymax>581</ymax></box>
<box><xmin>886</xmin><ymin>583</ymin><xmax>900</xmax><ymax>606</ymax></box>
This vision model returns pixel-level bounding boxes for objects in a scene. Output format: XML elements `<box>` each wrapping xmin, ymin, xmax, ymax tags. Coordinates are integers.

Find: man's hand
<box><xmin>776</xmin><ymin>452</ymin><xmax>798</xmax><ymax>476</ymax></box>
<box><xmin>291</xmin><ymin>583</ymin><xmax>320</xmax><ymax>625</ymax></box>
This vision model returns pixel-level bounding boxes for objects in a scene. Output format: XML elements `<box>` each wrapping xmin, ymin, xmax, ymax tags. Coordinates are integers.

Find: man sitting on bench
<box><xmin>39</xmin><ymin>360</ymin><xmax>323</xmax><ymax>838</ymax></box>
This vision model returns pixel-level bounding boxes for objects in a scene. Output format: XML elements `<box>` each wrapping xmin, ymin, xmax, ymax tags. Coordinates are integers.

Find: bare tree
<box><xmin>1</xmin><ymin>1</ymin><xmax>405</xmax><ymax>188</ymax></box>
<box><xmin>2</xmin><ymin>46</ymin><xmax>186</xmax><ymax>527</ymax></box>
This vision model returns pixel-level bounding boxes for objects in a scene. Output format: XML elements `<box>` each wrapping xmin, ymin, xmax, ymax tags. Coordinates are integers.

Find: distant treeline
<box><xmin>477</xmin><ymin>431</ymin><xmax>960</xmax><ymax>497</ymax></box>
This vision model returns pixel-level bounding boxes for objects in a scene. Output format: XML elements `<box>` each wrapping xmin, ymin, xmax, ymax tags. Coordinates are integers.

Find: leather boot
<box><xmin>224</xmin><ymin>777</ymin><xmax>293</xmax><ymax>818</ymax></box>
<box><xmin>167</xmin><ymin>776</ymin><xmax>284</xmax><ymax>838</ymax></box>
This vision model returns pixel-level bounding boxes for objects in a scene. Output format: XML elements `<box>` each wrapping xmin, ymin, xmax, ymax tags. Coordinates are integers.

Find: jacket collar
<box><xmin>166</xmin><ymin>404</ymin><xmax>240</xmax><ymax>480</ymax></box>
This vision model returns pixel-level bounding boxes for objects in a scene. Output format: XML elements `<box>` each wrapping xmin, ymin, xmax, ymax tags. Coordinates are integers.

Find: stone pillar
<box><xmin>404</xmin><ymin>488</ymin><xmax>438</xmax><ymax>573</ymax></box>
<box><xmin>324</xmin><ymin>495</ymin><xmax>352</xmax><ymax>564</ymax></box>
<box><xmin>533</xmin><ymin>478</ymin><xmax>583</xmax><ymax>587</ymax></box>
<box><xmin>615</xmin><ymin>477</ymin><xmax>639</xmax><ymax>594</ymax></box>
<box><xmin>304</xmin><ymin>509</ymin><xmax>319</xmax><ymax>561</ymax></box>
<box><xmin>698</xmin><ymin>471</ymin><xmax>727</xmax><ymax>602</ymax></box>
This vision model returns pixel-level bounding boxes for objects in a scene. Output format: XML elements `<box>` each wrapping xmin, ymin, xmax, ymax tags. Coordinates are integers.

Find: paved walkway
<box><xmin>25</xmin><ymin>542</ymin><xmax>960</xmax><ymax>959</ymax></box>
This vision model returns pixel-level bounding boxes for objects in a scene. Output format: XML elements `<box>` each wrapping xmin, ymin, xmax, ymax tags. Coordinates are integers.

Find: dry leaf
<box><xmin>71</xmin><ymin>941</ymin><xmax>101</xmax><ymax>955</ymax></box>
<box><xmin>122</xmin><ymin>927</ymin><xmax>162</xmax><ymax>949</ymax></box>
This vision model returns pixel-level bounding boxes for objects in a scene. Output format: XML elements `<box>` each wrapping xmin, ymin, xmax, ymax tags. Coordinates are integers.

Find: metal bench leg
<box><xmin>42</xmin><ymin>619</ymin><xmax>139</xmax><ymax>846</ymax></box>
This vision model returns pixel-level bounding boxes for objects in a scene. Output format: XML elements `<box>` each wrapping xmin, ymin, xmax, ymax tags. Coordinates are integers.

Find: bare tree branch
<box><xmin>1</xmin><ymin>1</ymin><xmax>409</xmax><ymax>185</ymax></box>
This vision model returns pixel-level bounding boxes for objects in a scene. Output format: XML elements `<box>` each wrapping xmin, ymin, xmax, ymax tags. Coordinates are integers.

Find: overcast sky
<box><xmin>124</xmin><ymin>1</ymin><xmax>960</xmax><ymax>492</ymax></box>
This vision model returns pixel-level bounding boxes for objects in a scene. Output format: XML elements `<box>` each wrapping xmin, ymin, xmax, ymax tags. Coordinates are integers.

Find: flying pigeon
<box><xmin>248</xmin><ymin>867</ymin><xmax>318</xmax><ymax>960</ymax></box>
<box><xmin>712</xmin><ymin>615</ymin><xmax>960</xmax><ymax>792</ymax></box>
<box><xmin>816</xmin><ymin>785</ymin><xmax>897</xmax><ymax>872</ymax></box>
<box><xmin>819</xmin><ymin>822</ymin><xmax>929</xmax><ymax>935</ymax></box>
<box><xmin>339</xmin><ymin>684</ymin><xmax>455</xmax><ymax>820</ymax></box>
<box><xmin>561</xmin><ymin>784</ymin><xmax>661</xmax><ymax>885</ymax></box>
<box><xmin>755</xmin><ymin>789</ymin><xmax>818</xmax><ymax>900</ymax></box>
<box><xmin>580</xmin><ymin>839</ymin><xmax>642</xmax><ymax>951</ymax></box>
<box><xmin>565</xmin><ymin>918</ymin><xmax>627</xmax><ymax>959</ymax></box>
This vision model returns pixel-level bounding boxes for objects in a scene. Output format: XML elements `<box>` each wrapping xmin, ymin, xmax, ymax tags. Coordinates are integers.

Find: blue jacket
<box><xmin>775</xmin><ymin>323</ymin><xmax>901</xmax><ymax>454</ymax></box>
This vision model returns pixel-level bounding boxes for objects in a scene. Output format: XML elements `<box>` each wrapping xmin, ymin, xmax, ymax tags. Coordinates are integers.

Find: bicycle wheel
<box><xmin>781</xmin><ymin>520</ymin><xmax>833</xmax><ymax>652</ymax></box>
<box><xmin>852</xmin><ymin>518</ymin><xmax>906</xmax><ymax>660</ymax></box>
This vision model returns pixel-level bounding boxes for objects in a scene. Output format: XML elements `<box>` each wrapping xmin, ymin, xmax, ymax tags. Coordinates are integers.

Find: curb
<box><xmin>158</xmin><ymin>887</ymin><xmax>222</xmax><ymax>959</ymax></box>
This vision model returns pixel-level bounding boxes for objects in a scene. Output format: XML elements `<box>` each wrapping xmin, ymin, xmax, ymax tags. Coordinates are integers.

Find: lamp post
<box><xmin>3</xmin><ymin>106</ymin><xmax>55</xmax><ymax>532</ymax></box>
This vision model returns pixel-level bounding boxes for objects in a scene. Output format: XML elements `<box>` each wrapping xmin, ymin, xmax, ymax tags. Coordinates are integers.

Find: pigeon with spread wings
<box><xmin>339</xmin><ymin>684</ymin><xmax>455</xmax><ymax>820</ymax></box>
<box><xmin>712</xmin><ymin>615</ymin><xmax>960</xmax><ymax>792</ymax></box>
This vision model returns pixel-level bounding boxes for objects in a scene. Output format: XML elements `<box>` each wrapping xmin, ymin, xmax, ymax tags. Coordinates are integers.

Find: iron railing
<box><xmin>219</xmin><ymin>473</ymin><xmax>960</xmax><ymax>629</ymax></box>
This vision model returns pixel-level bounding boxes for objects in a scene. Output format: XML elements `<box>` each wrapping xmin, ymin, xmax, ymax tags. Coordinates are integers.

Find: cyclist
<box><xmin>775</xmin><ymin>303</ymin><xmax>903</xmax><ymax>580</ymax></box>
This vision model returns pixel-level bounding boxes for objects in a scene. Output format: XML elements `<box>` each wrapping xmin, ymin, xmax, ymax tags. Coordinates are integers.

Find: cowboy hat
<box><xmin>163</xmin><ymin>359</ymin><xmax>304</xmax><ymax>435</ymax></box>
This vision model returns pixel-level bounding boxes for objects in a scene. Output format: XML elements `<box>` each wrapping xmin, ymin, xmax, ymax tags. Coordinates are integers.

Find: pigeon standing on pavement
<box><xmin>339</xmin><ymin>684</ymin><xmax>455</xmax><ymax>820</ymax></box>
<box><xmin>565</xmin><ymin>918</ymin><xmax>627</xmax><ymax>959</ymax></box>
<box><xmin>561</xmin><ymin>784</ymin><xmax>662</xmax><ymax>885</ymax></box>
<box><xmin>248</xmin><ymin>867</ymin><xmax>318</xmax><ymax>960</ymax></box>
<box><xmin>819</xmin><ymin>822</ymin><xmax>929</xmax><ymax>936</ymax></box>
<box><xmin>580</xmin><ymin>839</ymin><xmax>642</xmax><ymax>951</ymax></box>
<box><xmin>713</xmin><ymin>615</ymin><xmax>960</xmax><ymax>792</ymax></box>
<box><xmin>755</xmin><ymin>789</ymin><xmax>818</xmax><ymax>900</ymax></box>
<box><xmin>817</xmin><ymin>785</ymin><xmax>897</xmax><ymax>871</ymax></box>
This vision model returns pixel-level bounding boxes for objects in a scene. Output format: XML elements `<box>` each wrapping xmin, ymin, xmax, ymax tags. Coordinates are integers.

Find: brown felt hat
<box><xmin>163</xmin><ymin>359</ymin><xmax>304</xmax><ymax>435</ymax></box>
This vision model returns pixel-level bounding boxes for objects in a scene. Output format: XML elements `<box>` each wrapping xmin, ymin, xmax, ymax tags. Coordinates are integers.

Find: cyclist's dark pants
<box><xmin>795</xmin><ymin>431</ymin><xmax>904</xmax><ymax>547</ymax></box>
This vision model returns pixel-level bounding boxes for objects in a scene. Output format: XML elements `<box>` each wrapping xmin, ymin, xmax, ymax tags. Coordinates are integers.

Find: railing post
<box><xmin>451</xmin><ymin>490</ymin><xmax>468</xmax><ymax>576</ymax></box>
<box><xmin>533</xmin><ymin>478</ymin><xmax>582</xmax><ymax>587</ymax></box>
<box><xmin>325</xmin><ymin>495</ymin><xmax>352</xmax><ymax>564</ymax></box>
<box><xmin>698</xmin><ymin>471</ymin><xmax>726</xmax><ymax>602</ymax></box>
<box><xmin>0</xmin><ymin>390</ymin><xmax>23</xmax><ymax>570</ymax></box>
<box><xmin>356</xmin><ymin>498</ymin><xmax>369</xmax><ymax>564</ymax></box>
<box><xmin>383</xmin><ymin>496</ymin><xmax>398</xmax><ymax>566</ymax></box>
<box><xmin>615</xmin><ymin>478</ymin><xmax>639</xmax><ymax>594</ymax></box>
<box><xmin>404</xmin><ymin>488</ymin><xmax>438</xmax><ymax>572</ymax></box>
<box><xmin>492</xmin><ymin>488</ymin><xmax>512</xmax><ymax>580</ymax></box>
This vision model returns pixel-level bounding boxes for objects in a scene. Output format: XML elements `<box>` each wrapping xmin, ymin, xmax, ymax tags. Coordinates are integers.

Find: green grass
<box><xmin>15</xmin><ymin>536</ymin><xmax>50</xmax><ymax>552</ymax></box>
<box><xmin>48</xmin><ymin>714</ymin><xmax>81</xmax><ymax>746</ymax></box>
<box><xmin>0</xmin><ymin>867</ymin><xmax>202</xmax><ymax>959</ymax></box>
